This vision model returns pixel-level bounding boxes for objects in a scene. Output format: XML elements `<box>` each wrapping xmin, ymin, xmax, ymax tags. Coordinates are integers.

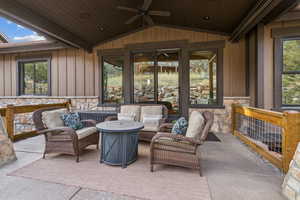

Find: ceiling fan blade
<box><xmin>125</xmin><ymin>14</ymin><xmax>141</xmax><ymax>24</ymax></box>
<box><xmin>144</xmin><ymin>15</ymin><xmax>154</xmax><ymax>25</ymax></box>
<box><xmin>142</xmin><ymin>0</ymin><xmax>152</xmax><ymax>11</ymax></box>
<box><xmin>148</xmin><ymin>10</ymin><xmax>171</xmax><ymax>17</ymax></box>
<box><xmin>117</xmin><ymin>6</ymin><xmax>139</xmax><ymax>13</ymax></box>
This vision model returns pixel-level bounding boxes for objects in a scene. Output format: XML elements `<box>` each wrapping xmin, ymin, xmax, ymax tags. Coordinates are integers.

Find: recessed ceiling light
<box><xmin>203</xmin><ymin>16</ymin><xmax>210</xmax><ymax>21</ymax></box>
<box><xmin>97</xmin><ymin>26</ymin><xmax>104</xmax><ymax>32</ymax></box>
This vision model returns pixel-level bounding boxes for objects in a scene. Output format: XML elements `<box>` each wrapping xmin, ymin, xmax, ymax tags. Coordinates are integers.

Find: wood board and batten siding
<box><xmin>0</xmin><ymin>26</ymin><xmax>247</xmax><ymax>97</ymax></box>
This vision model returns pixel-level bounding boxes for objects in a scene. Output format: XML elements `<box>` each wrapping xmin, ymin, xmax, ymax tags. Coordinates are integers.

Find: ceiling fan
<box><xmin>117</xmin><ymin>0</ymin><xmax>171</xmax><ymax>26</ymax></box>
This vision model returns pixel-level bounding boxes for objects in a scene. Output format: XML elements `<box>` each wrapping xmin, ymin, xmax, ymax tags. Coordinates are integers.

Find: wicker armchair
<box><xmin>33</xmin><ymin>107</ymin><xmax>99</xmax><ymax>162</ymax></box>
<box><xmin>150</xmin><ymin>111</ymin><xmax>214</xmax><ymax>176</ymax></box>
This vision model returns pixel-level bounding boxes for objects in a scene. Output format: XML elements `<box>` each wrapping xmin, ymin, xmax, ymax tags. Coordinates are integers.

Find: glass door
<box><xmin>133</xmin><ymin>50</ymin><xmax>180</xmax><ymax>114</ymax></box>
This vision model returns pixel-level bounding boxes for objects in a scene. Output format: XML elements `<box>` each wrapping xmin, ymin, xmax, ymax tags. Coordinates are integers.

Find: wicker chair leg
<box><xmin>76</xmin><ymin>154</ymin><xmax>79</xmax><ymax>163</ymax></box>
<box><xmin>150</xmin><ymin>164</ymin><xmax>154</xmax><ymax>172</ymax></box>
<box><xmin>42</xmin><ymin>152</ymin><xmax>46</xmax><ymax>159</ymax></box>
<box><xmin>198</xmin><ymin>158</ymin><xmax>202</xmax><ymax>177</ymax></box>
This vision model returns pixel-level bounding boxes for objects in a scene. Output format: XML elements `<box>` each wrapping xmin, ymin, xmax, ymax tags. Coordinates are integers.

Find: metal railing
<box><xmin>232</xmin><ymin>104</ymin><xmax>300</xmax><ymax>173</ymax></box>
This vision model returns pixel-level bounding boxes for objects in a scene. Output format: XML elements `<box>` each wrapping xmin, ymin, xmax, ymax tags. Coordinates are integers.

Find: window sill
<box><xmin>189</xmin><ymin>105</ymin><xmax>225</xmax><ymax>109</ymax></box>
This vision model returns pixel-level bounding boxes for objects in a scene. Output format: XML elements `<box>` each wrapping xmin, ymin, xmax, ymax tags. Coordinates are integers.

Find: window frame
<box><xmin>186</xmin><ymin>41</ymin><xmax>224</xmax><ymax>108</ymax></box>
<box><xmin>98</xmin><ymin>49</ymin><xmax>126</xmax><ymax>106</ymax></box>
<box><xmin>17</xmin><ymin>57</ymin><xmax>51</xmax><ymax>96</ymax></box>
<box><xmin>273</xmin><ymin>27</ymin><xmax>300</xmax><ymax>110</ymax></box>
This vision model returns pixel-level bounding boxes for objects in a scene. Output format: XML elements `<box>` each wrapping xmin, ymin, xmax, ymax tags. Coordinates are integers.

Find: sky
<box><xmin>0</xmin><ymin>16</ymin><xmax>45</xmax><ymax>43</ymax></box>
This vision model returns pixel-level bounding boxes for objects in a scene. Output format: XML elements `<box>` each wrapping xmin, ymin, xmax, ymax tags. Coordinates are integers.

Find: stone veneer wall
<box><xmin>282</xmin><ymin>142</ymin><xmax>300</xmax><ymax>200</ymax></box>
<box><xmin>190</xmin><ymin>97</ymin><xmax>250</xmax><ymax>133</ymax></box>
<box><xmin>0</xmin><ymin>117</ymin><xmax>16</xmax><ymax>167</ymax></box>
<box><xmin>0</xmin><ymin>96</ymin><xmax>250</xmax><ymax>134</ymax></box>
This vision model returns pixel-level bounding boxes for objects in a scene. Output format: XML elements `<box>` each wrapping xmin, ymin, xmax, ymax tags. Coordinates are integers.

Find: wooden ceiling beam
<box><xmin>230</xmin><ymin>0</ymin><xmax>283</xmax><ymax>42</ymax></box>
<box><xmin>0</xmin><ymin>0</ymin><xmax>92</xmax><ymax>51</ymax></box>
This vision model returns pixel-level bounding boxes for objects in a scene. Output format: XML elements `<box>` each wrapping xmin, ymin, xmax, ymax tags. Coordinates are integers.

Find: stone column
<box><xmin>282</xmin><ymin>142</ymin><xmax>300</xmax><ymax>200</ymax></box>
<box><xmin>0</xmin><ymin>117</ymin><xmax>16</xmax><ymax>167</ymax></box>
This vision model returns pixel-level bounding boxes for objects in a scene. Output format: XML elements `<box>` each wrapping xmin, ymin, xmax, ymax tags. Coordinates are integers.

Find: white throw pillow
<box><xmin>118</xmin><ymin>113</ymin><xmax>136</xmax><ymax>121</ymax></box>
<box><xmin>142</xmin><ymin>114</ymin><xmax>162</xmax><ymax>132</ymax></box>
<box><xmin>185</xmin><ymin>111</ymin><xmax>205</xmax><ymax>138</ymax></box>
<box><xmin>42</xmin><ymin>109</ymin><xmax>68</xmax><ymax>129</ymax></box>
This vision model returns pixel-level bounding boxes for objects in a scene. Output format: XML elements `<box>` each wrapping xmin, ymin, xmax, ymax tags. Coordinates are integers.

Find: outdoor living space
<box><xmin>0</xmin><ymin>132</ymin><xmax>284</xmax><ymax>200</ymax></box>
<box><xmin>1</xmin><ymin>0</ymin><xmax>300</xmax><ymax>200</ymax></box>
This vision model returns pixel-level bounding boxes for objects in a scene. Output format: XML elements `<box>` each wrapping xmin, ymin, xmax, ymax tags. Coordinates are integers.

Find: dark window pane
<box><xmin>282</xmin><ymin>74</ymin><xmax>300</xmax><ymax>105</ymax></box>
<box><xmin>157</xmin><ymin>52</ymin><xmax>179</xmax><ymax>113</ymax></box>
<box><xmin>22</xmin><ymin>61</ymin><xmax>48</xmax><ymax>95</ymax></box>
<box><xmin>103</xmin><ymin>56</ymin><xmax>124</xmax><ymax>103</ymax></box>
<box><xmin>283</xmin><ymin>40</ymin><xmax>300</xmax><ymax>71</ymax></box>
<box><xmin>134</xmin><ymin>53</ymin><xmax>155</xmax><ymax>103</ymax></box>
<box><xmin>35</xmin><ymin>62</ymin><xmax>48</xmax><ymax>95</ymax></box>
<box><xmin>189</xmin><ymin>50</ymin><xmax>217</xmax><ymax>105</ymax></box>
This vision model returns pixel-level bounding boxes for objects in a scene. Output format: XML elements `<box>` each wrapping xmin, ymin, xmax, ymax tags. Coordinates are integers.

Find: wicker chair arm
<box><xmin>152</xmin><ymin>132</ymin><xmax>203</xmax><ymax>145</ymax></box>
<box><xmin>38</xmin><ymin>127</ymin><xmax>76</xmax><ymax>135</ymax></box>
<box><xmin>81</xmin><ymin>119</ymin><xmax>96</xmax><ymax>127</ymax></box>
<box><xmin>105</xmin><ymin>115</ymin><xmax>118</xmax><ymax>121</ymax></box>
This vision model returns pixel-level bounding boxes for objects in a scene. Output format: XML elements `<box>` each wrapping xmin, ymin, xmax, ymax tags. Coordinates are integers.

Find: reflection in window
<box><xmin>103</xmin><ymin>56</ymin><xmax>124</xmax><ymax>104</ymax></box>
<box><xmin>20</xmin><ymin>61</ymin><xmax>49</xmax><ymax>95</ymax></box>
<box><xmin>282</xmin><ymin>40</ymin><xmax>300</xmax><ymax>105</ymax></box>
<box><xmin>133</xmin><ymin>53</ymin><xmax>155</xmax><ymax>103</ymax></box>
<box><xmin>157</xmin><ymin>52</ymin><xmax>179</xmax><ymax>113</ymax></box>
<box><xmin>189</xmin><ymin>50</ymin><xmax>217</xmax><ymax>105</ymax></box>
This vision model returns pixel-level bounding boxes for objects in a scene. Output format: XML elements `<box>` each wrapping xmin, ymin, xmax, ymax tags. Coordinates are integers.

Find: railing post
<box><xmin>282</xmin><ymin>111</ymin><xmax>300</xmax><ymax>173</ymax></box>
<box><xmin>66</xmin><ymin>99</ymin><xmax>72</xmax><ymax>111</ymax></box>
<box><xmin>5</xmin><ymin>104</ymin><xmax>15</xmax><ymax>141</ymax></box>
<box><xmin>231</xmin><ymin>104</ymin><xmax>236</xmax><ymax>135</ymax></box>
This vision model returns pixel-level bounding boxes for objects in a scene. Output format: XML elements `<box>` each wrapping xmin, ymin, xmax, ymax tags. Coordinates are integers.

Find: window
<box><xmin>273</xmin><ymin>27</ymin><xmax>300</xmax><ymax>109</ymax></box>
<box><xmin>189</xmin><ymin>50</ymin><xmax>217</xmax><ymax>105</ymax></box>
<box><xmin>133</xmin><ymin>50</ymin><xmax>180</xmax><ymax>114</ymax></box>
<box><xmin>102</xmin><ymin>55</ymin><xmax>124</xmax><ymax>104</ymax></box>
<box><xmin>281</xmin><ymin>39</ymin><xmax>300</xmax><ymax>106</ymax></box>
<box><xmin>18</xmin><ymin>59</ymin><xmax>50</xmax><ymax>95</ymax></box>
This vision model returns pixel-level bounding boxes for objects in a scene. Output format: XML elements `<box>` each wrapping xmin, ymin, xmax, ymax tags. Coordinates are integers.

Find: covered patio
<box><xmin>0</xmin><ymin>0</ymin><xmax>300</xmax><ymax>200</ymax></box>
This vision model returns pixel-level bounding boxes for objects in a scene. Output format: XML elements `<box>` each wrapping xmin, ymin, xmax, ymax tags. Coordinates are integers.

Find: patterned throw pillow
<box><xmin>61</xmin><ymin>112</ymin><xmax>84</xmax><ymax>130</ymax></box>
<box><xmin>171</xmin><ymin>117</ymin><xmax>188</xmax><ymax>135</ymax></box>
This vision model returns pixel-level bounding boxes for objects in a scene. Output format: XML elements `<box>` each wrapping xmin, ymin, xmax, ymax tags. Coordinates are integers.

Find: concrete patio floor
<box><xmin>0</xmin><ymin>134</ymin><xmax>285</xmax><ymax>200</ymax></box>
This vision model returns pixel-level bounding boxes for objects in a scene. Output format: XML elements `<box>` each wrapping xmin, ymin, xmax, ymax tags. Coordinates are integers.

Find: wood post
<box><xmin>5</xmin><ymin>104</ymin><xmax>15</xmax><ymax>141</ymax></box>
<box><xmin>282</xmin><ymin>111</ymin><xmax>300</xmax><ymax>173</ymax></box>
<box><xmin>231</xmin><ymin>104</ymin><xmax>236</xmax><ymax>135</ymax></box>
<box><xmin>66</xmin><ymin>99</ymin><xmax>72</xmax><ymax>111</ymax></box>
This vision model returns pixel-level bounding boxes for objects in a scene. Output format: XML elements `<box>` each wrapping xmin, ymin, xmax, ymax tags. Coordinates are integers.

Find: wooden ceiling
<box><xmin>0</xmin><ymin>0</ymin><xmax>297</xmax><ymax>50</ymax></box>
<box><xmin>12</xmin><ymin>0</ymin><xmax>255</xmax><ymax>43</ymax></box>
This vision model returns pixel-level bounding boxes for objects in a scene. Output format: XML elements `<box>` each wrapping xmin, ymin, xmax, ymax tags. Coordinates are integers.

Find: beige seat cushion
<box><xmin>42</xmin><ymin>109</ymin><xmax>68</xmax><ymax>129</ymax></box>
<box><xmin>140</xmin><ymin>105</ymin><xmax>163</xmax><ymax>122</ymax></box>
<box><xmin>185</xmin><ymin>111</ymin><xmax>205</xmax><ymax>138</ymax></box>
<box><xmin>76</xmin><ymin>127</ymin><xmax>97</xmax><ymax>140</ymax></box>
<box><xmin>117</xmin><ymin>113</ymin><xmax>135</xmax><ymax>121</ymax></box>
<box><xmin>154</xmin><ymin>136</ymin><xmax>196</xmax><ymax>153</ymax></box>
<box><xmin>120</xmin><ymin>105</ymin><xmax>141</xmax><ymax>121</ymax></box>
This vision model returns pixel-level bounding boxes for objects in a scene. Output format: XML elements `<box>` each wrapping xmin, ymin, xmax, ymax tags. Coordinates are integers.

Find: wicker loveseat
<box><xmin>150</xmin><ymin>111</ymin><xmax>214</xmax><ymax>176</ymax></box>
<box><xmin>33</xmin><ymin>107</ymin><xmax>99</xmax><ymax>162</ymax></box>
<box><xmin>105</xmin><ymin>104</ymin><xmax>168</xmax><ymax>142</ymax></box>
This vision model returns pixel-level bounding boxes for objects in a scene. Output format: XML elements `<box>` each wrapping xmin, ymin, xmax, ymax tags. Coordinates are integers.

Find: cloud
<box><xmin>13</xmin><ymin>34</ymin><xmax>46</xmax><ymax>42</ymax></box>
<box><xmin>17</xmin><ymin>24</ymin><xmax>25</xmax><ymax>29</ymax></box>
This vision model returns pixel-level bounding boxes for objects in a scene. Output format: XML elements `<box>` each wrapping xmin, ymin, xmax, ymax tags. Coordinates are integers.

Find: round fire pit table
<box><xmin>96</xmin><ymin>120</ymin><xmax>144</xmax><ymax>168</ymax></box>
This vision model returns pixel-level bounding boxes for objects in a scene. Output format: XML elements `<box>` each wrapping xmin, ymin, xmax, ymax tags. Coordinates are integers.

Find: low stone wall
<box><xmin>0</xmin><ymin>96</ymin><xmax>250</xmax><ymax>134</ymax></box>
<box><xmin>282</xmin><ymin>143</ymin><xmax>300</xmax><ymax>200</ymax></box>
<box><xmin>190</xmin><ymin>97</ymin><xmax>250</xmax><ymax>133</ymax></box>
<box><xmin>0</xmin><ymin>117</ymin><xmax>16</xmax><ymax>167</ymax></box>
